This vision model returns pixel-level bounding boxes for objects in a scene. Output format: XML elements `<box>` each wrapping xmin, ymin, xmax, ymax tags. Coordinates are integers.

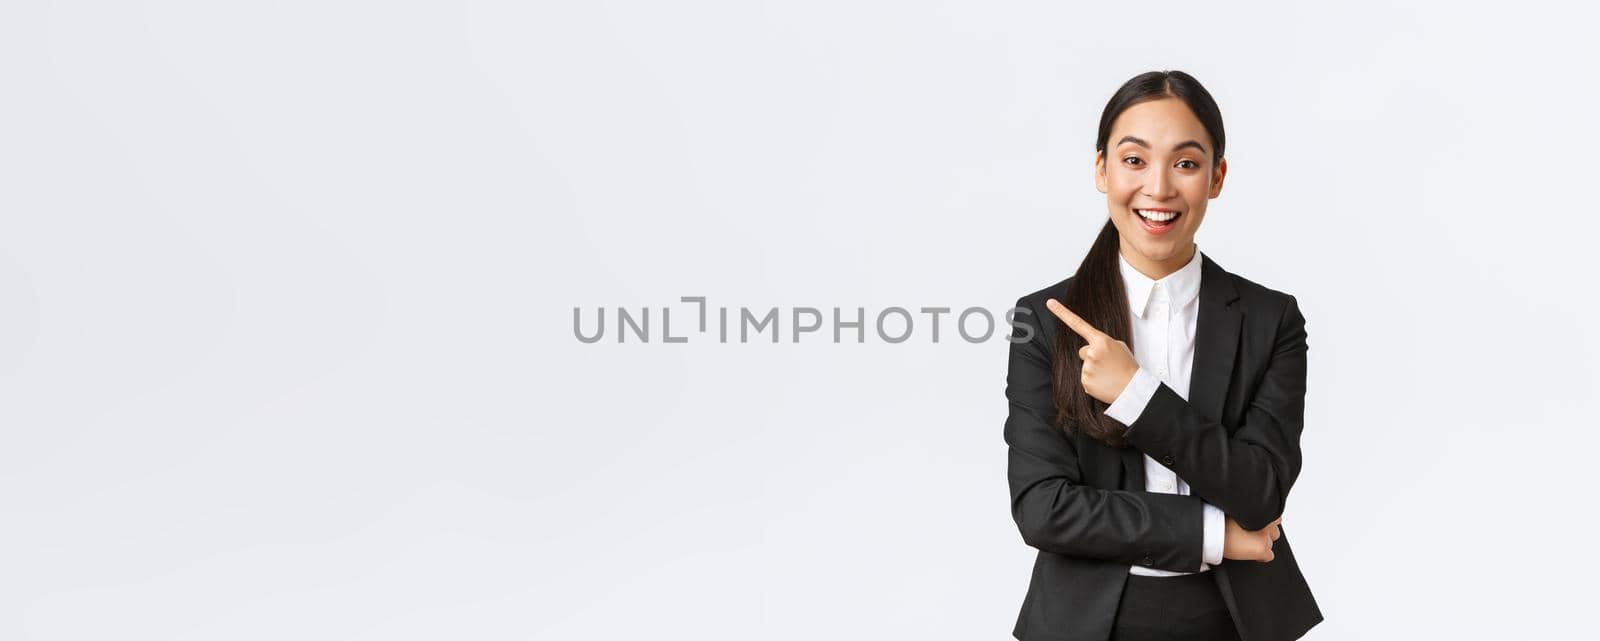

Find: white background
<box><xmin>3</xmin><ymin>1</ymin><xmax>1596</xmax><ymax>639</ymax></box>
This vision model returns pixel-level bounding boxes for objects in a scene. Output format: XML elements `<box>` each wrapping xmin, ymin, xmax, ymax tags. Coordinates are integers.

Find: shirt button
<box><xmin>1156</xmin><ymin>479</ymin><xmax>1174</xmax><ymax>491</ymax></box>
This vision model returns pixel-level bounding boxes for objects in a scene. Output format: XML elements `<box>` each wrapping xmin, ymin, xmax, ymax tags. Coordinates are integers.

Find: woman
<box><xmin>1004</xmin><ymin>70</ymin><xmax>1323</xmax><ymax>641</ymax></box>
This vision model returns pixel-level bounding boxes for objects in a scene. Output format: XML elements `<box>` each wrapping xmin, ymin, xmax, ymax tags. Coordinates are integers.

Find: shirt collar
<box><xmin>1118</xmin><ymin>246</ymin><xmax>1204</xmax><ymax>319</ymax></box>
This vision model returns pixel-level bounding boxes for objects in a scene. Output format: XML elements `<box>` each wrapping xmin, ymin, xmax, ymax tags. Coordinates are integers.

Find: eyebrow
<box><xmin>1116</xmin><ymin>135</ymin><xmax>1207</xmax><ymax>155</ymax></box>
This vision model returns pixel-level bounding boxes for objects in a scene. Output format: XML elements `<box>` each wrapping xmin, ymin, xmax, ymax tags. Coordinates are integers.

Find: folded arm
<box><xmin>1111</xmin><ymin>295</ymin><xmax>1309</xmax><ymax>532</ymax></box>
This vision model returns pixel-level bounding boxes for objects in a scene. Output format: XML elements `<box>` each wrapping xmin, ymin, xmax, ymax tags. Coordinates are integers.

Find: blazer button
<box><xmin>1139</xmin><ymin>556</ymin><xmax>1154</xmax><ymax>567</ymax></box>
<box><xmin>1161</xmin><ymin>454</ymin><xmax>1175</xmax><ymax>466</ymax></box>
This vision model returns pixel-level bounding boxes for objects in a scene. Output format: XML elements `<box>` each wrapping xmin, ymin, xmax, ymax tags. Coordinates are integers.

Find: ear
<box><xmin>1209</xmin><ymin>157</ymin><xmax>1228</xmax><ymax>198</ymax></box>
<box><xmin>1094</xmin><ymin>151</ymin><xmax>1108</xmax><ymax>194</ymax></box>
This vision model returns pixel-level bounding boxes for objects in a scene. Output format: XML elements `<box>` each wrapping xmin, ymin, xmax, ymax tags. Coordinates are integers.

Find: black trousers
<box><xmin>1108</xmin><ymin>572</ymin><xmax>1242</xmax><ymax>641</ymax></box>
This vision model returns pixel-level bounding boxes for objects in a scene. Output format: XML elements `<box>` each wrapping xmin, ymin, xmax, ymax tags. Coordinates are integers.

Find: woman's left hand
<box><xmin>1045</xmin><ymin>298</ymin><xmax>1139</xmax><ymax>405</ymax></box>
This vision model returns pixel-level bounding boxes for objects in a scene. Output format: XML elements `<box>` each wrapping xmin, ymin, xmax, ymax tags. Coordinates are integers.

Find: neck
<box><xmin>1118</xmin><ymin>241</ymin><xmax>1197</xmax><ymax>281</ymax></box>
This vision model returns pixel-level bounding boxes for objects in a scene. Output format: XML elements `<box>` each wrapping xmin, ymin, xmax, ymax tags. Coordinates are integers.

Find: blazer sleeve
<box><xmin>1120</xmin><ymin>294</ymin><xmax>1309</xmax><ymax>532</ymax></box>
<box><xmin>1005</xmin><ymin>296</ymin><xmax>1205</xmax><ymax>573</ymax></box>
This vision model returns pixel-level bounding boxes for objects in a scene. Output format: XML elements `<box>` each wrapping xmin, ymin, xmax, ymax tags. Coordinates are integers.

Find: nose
<box><xmin>1141</xmin><ymin>166</ymin><xmax>1177</xmax><ymax>201</ymax></box>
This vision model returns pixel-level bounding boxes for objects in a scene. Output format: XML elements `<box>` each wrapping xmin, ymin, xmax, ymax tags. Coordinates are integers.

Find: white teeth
<box><xmin>1137</xmin><ymin>209</ymin><xmax>1178</xmax><ymax>222</ymax></box>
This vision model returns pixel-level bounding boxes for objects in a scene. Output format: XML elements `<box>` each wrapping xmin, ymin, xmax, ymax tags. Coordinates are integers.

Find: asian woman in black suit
<box><xmin>1005</xmin><ymin>71</ymin><xmax>1323</xmax><ymax>641</ymax></box>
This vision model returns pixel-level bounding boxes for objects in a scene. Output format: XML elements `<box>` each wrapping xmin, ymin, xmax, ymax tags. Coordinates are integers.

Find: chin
<box><xmin>1128</xmin><ymin>237</ymin><xmax>1192</xmax><ymax>261</ymax></box>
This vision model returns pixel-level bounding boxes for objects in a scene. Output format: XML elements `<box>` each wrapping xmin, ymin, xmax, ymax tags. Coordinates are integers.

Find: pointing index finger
<box><xmin>1045</xmin><ymin>298</ymin><xmax>1104</xmax><ymax>342</ymax></box>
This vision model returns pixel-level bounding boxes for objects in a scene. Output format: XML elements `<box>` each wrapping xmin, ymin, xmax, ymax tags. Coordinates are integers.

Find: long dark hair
<box><xmin>1054</xmin><ymin>70</ymin><xmax>1226</xmax><ymax>448</ymax></box>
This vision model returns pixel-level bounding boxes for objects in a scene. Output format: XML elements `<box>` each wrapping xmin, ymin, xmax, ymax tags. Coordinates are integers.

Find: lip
<box><xmin>1132</xmin><ymin>208</ymin><xmax>1182</xmax><ymax>235</ymax></box>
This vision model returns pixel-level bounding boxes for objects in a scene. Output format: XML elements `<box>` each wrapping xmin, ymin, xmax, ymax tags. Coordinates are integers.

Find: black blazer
<box><xmin>1005</xmin><ymin>253</ymin><xmax>1322</xmax><ymax>641</ymax></box>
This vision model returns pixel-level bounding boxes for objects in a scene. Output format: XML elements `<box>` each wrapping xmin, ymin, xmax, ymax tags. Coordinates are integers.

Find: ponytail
<box><xmin>1052</xmin><ymin>219</ymin><xmax>1135</xmax><ymax>447</ymax></box>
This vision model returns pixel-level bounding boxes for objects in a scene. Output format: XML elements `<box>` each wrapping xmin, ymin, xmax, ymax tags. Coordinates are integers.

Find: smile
<box><xmin>1134</xmin><ymin>208</ymin><xmax>1182</xmax><ymax>234</ymax></box>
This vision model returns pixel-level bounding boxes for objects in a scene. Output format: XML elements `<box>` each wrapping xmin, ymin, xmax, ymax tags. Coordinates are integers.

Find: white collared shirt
<box><xmin>1104</xmin><ymin>245</ymin><xmax>1226</xmax><ymax>575</ymax></box>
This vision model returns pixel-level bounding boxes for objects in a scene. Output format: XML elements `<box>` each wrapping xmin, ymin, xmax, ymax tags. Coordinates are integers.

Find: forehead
<box><xmin>1109</xmin><ymin>97</ymin><xmax>1210</xmax><ymax>148</ymax></box>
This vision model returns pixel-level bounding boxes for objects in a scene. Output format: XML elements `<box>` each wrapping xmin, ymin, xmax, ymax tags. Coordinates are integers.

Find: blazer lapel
<box><xmin>1190</xmin><ymin>253</ymin><xmax>1242</xmax><ymax>426</ymax></box>
<box><xmin>1120</xmin><ymin>253</ymin><xmax>1242</xmax><ymax>487</ymax></box>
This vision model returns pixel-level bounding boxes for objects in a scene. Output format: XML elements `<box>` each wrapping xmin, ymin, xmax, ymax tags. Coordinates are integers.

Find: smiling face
<box><xmin>1095</xmin><ymin>96</ymin><xmax>1228</xmax><ymax>279</ymax></box>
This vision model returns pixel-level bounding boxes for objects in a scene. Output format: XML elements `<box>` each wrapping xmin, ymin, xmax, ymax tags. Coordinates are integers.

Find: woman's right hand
<box><xmin>1223</xmin><ymin>515</ymin><xmax>1282</xmax><ymax>563</ymax></box>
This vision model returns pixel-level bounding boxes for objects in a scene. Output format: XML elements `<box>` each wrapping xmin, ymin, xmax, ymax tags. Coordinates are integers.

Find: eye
<box><xmin>1122</xmin><ymin>156</ymin><xmax>1144</xmax><ymax>167</ymax></box>
<box><xmin>1176</xmin><ymin>159</ymin><xmax>1199</xmax><ymax>169</ymax></box>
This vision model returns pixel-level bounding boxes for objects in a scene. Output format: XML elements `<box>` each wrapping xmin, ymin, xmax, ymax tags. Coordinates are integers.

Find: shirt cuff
<box><xmin>1202</xmin><ymin>501</ymin><xmax>1225</xmax><ymax>568</ymax></box>
<box><xmin>1104</xmin><ymin>367</ymin><xmax>1160</xmax><ymax>426</ymax></box>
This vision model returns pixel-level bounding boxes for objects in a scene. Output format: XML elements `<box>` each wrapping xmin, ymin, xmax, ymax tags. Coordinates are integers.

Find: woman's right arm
<box><xmin>1005</xmin><ymin>295</ymin><xmax>1207</xmax><ymax>573</ymax></box>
